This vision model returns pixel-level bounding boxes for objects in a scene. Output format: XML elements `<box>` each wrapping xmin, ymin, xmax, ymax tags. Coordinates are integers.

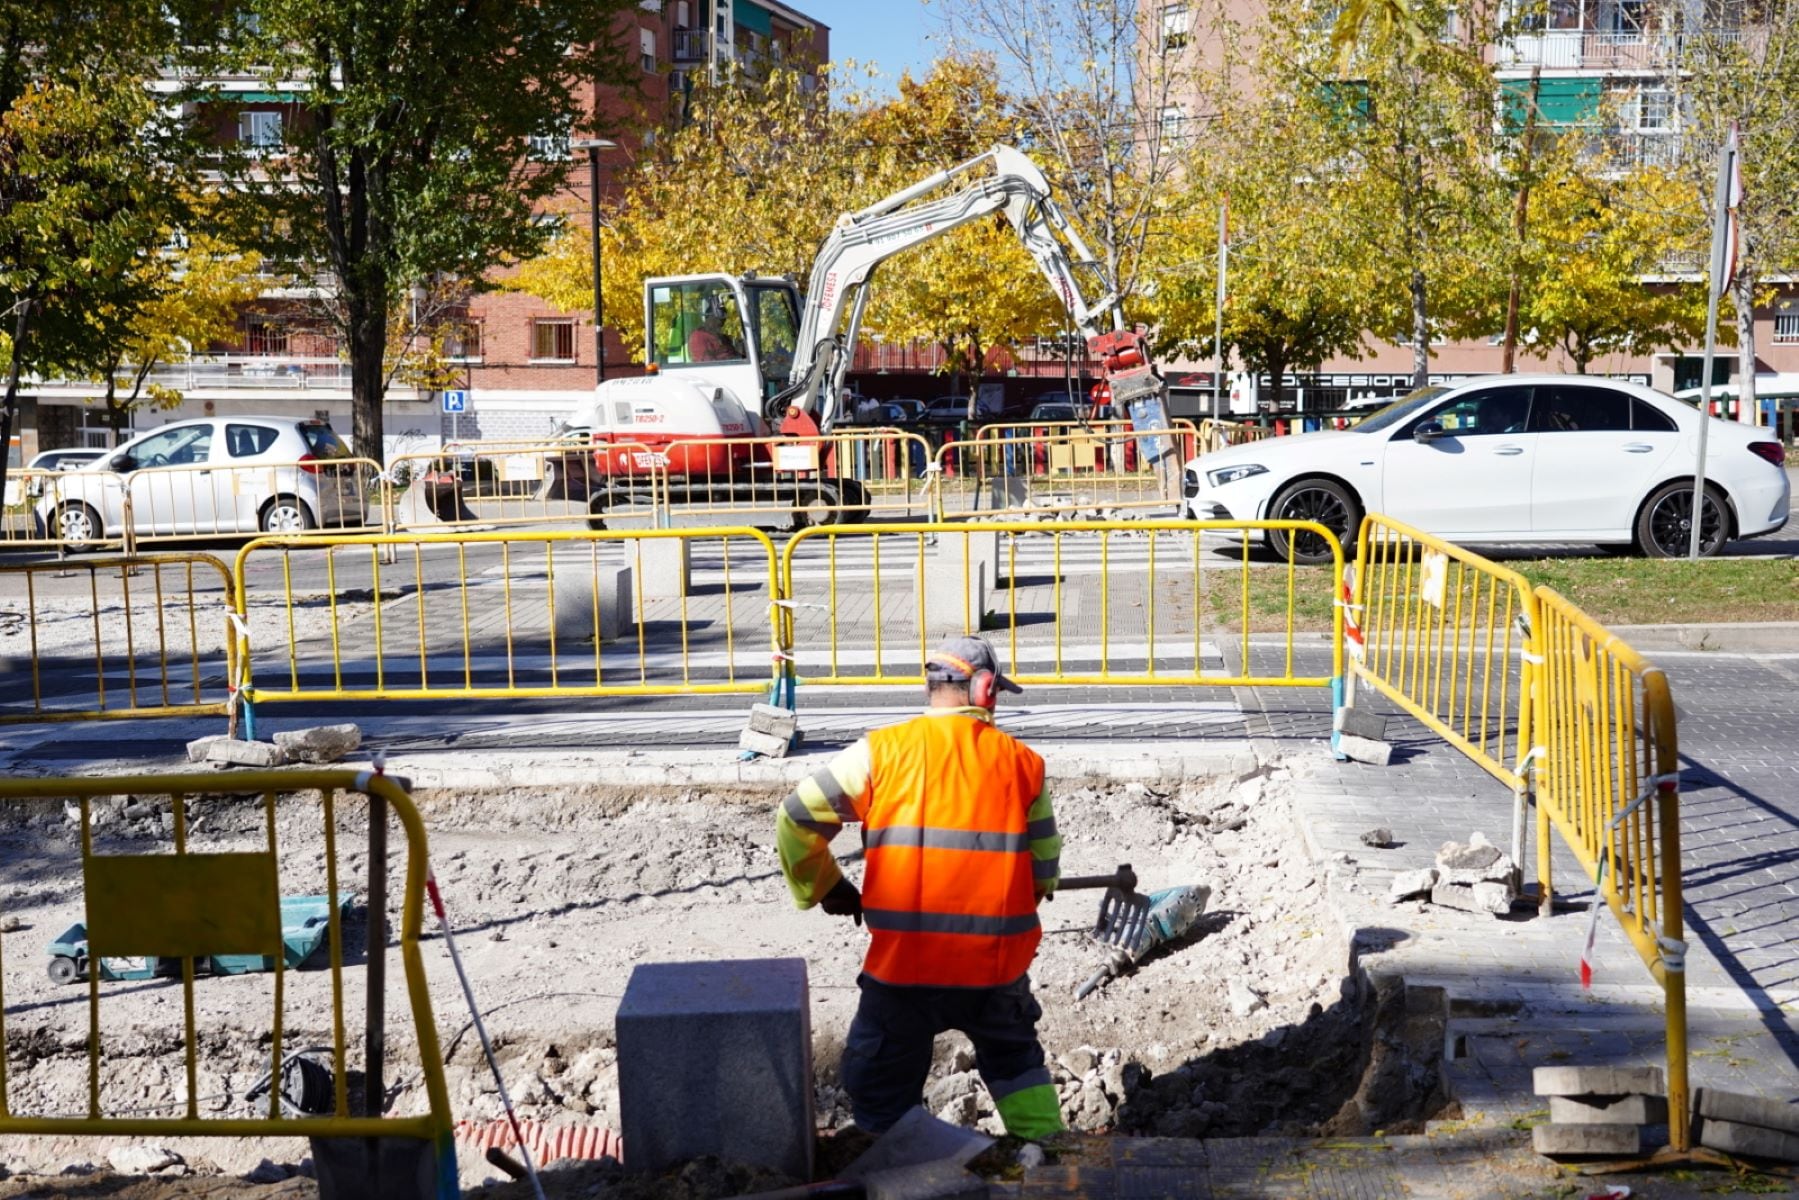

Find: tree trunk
<box><xmin>348</xmin><ymin>287</ymin><xmax>389</xmax><ymax>460</ymax></box>
<box><xmin>0</xmin><ymin>300</ymin><xmax>32</xmax><ymax>505</ymax></box>
<box><xmin>1409</xmin><ymin>268</ymin><xmax>1430</xmax><ymax>389</ymax></box>
<box><xmin>1264</xmin><ymin>345</ymin><xmax>1290</xmax><ymax>416</ymax></box>
<box><xmin>1734</xmin><ymin>265</ymin><xmax>1757</xmax><ymax>424</ymax></box>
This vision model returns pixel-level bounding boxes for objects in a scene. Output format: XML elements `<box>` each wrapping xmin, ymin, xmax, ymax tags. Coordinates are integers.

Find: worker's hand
<box><xmin>819</xmin><ymin>878</ymin><xmax>863</xmax><ymax>927</ymax></box>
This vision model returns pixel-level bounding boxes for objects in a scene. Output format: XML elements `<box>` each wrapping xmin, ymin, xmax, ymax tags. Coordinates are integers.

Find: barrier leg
<box><xmin>1536</xmin><ymin>786</ymin><xmax>1554</xmax><ymax>918</ymax></box>
<box><xmin>1330</xmin><ymin>675</ymin><xmax>1348</xmax><ymax>762</ymax></box>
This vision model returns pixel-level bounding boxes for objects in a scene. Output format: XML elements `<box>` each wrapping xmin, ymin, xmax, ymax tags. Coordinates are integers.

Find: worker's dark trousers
<box><xmin>841</xmin><ymin>973</ymin><xmax>1062</xmax><ymax>1138</ymax></box>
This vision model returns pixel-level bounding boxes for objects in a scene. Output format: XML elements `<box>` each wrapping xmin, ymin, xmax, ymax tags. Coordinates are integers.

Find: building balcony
<box><xmin>1495</xmin><ymin>26</ymin><xmax>1768</xmax><ymax>72</ymax></box>
<box><xmin>672</xmin><ymin>28</ymin><xmax>710</xmax><ymax>63</ymax></box>
<box><xmin>1581</xmin><ymin>131</ymin><xmax>1683</xmax><ymax>171</ymax></box>
<box><xmin>31</xmin><ymin>354</ymin><xmax>436</xmax><ymax>402</ymax></box>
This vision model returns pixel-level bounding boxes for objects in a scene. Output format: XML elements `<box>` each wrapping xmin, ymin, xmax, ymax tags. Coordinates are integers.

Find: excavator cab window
<box><xmin>748</xmin><ymin>283</ymin><xmax>800</xmax><ymax>400</ymax></box>
<box><xmin>650</xmin><ymin>281</ymin><xmax>749</xmax><ymax>367</ymax></box>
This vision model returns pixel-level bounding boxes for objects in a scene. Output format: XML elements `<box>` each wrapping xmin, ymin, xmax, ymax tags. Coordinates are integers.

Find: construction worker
<box><xmin>775</xmin><ymin>636</ymin><xmax>1064</xmax><ymax>1140</ymax></box>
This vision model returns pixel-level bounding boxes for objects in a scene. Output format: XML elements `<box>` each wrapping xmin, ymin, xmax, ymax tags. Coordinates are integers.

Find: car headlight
<box><xmin>1206</xmin><ymin>463</ymin><xmax>1268</xmax><ymax>487</ymax></box>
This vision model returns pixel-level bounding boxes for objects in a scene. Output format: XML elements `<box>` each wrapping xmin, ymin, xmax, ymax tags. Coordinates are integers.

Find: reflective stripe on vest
<box><xmin>861</xmin><ymin>713</ymin><xmax>1046</xmax><ymax>988</ymax></box>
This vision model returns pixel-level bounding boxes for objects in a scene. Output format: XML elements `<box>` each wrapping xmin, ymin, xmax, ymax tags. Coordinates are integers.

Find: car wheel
<box><xmin>1266</xmin><ymin>479</ymin><xmax>1360</xmax><ymax>566</ymax></box>
<box><xmin>260</xmin><ymin>495</ymin><xmax>317</xmax><ymax>534</ymax></box>
<box><xmin>55</xmin><ymin>502</ymin><xmax>104</xmax><ymax>551</ymax></box>
<box><xmin>47</xmin><ymin>956</ymin><xmax>80</xmax><ymax>985</ymax></box>
<box><xmin>1636</xmin><ymin>481</ymin><xmax>1727</xmax><ymax>559</ymax></box>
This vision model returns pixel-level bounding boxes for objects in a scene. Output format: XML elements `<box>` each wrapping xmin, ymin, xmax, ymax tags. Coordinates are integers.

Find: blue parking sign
<box><xmin>442</xmin><ymin>389</ymin><xmax>467</xmax><ymax>413</ymax></box>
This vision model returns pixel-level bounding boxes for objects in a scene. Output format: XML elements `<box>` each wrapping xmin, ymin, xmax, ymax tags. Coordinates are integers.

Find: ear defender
<box><xmin>970</xmin><ymin>669</ymin><xmax>997</xmax><ymax>709</ymax></box>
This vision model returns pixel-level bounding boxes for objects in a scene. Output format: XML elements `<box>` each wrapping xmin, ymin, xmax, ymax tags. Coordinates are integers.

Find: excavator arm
<box><xmin>772</xmin><ymin>146</ymin><xmax>1162</xmax><ymax>436</ymax></box>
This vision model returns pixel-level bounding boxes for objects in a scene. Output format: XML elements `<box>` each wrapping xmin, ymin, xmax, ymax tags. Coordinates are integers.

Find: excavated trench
<box><xmin>0</xmin><ymin>769</ymin><xmax>1451</xmax><ymax>1196</ymax></box>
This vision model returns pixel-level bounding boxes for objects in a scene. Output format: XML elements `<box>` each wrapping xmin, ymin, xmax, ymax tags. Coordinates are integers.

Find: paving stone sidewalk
<box><xmin>1238</xmin><ymin>642</ymin><xmax>1799</xmax><ymax>1152</ymax></box>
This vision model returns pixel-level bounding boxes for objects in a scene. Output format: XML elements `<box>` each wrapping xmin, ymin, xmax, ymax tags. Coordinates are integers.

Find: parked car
<box><xmin>1026</xmin><ymin>402</ymin><xmax>1080</xmax><ymax>423</ymax></box>
<box><xmin>845</xmin><ymin>402</ymin><xmax>911</xmax><ymax>426</ymax></box>
<box><xmin>1181</xmin><ymin>374</ymin><xmax>1791</xmax><ymax>564</ymax></box>
<box><xmin>887</xmin><ymin>399</ymin><xmax>927</xmax><ymax>423</ymax></box>
<box><xmin>36</xmin><ymin>417</ymin><xmax>364</xmax><ymax>548</ymax></box>
<box><xmin>14</xmin><ymin>448</ymin><xmax>107</xmax><ymax>503</ymax></box>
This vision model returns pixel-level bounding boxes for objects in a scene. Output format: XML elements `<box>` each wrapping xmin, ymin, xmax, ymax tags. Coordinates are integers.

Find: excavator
<box><xmin>560</xmin><ymin>145</ymin><xmax>1166</xmax><ymax>525</ymax></box>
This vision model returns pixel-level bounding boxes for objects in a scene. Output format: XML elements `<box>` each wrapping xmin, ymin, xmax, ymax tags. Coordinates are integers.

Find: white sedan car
<box><xmin>1183</xmin><ymin>375</ymin><xmax>1791</xmax><ymax>563</ymax></box>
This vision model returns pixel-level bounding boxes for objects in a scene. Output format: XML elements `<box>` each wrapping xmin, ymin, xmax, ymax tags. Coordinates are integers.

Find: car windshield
<box><xmin>1031</xmin><ymin>406</ymin><xmax>1076</xmax><ymax>421</ymax></box>
<box><xmin>1352</xmin><ymin>386</ymin><xmax>1451</xmax><ymax>433</ymax></box>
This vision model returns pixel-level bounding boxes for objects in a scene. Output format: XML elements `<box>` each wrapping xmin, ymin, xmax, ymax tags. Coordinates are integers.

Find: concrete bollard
<box><xmin>551</xmin><ymin>561</ymin><xmax>632</xmax><ymax>645</ymax></box>
<box><xmin>632</xmin><ymin>538</ymin><xmax>692</xmax><ymax>600</ymax></box>
<box><xmin>922</xmin><ymin>532</ymin><xmax>996</xmax><ymax>639</ymax></box>
<box><xmin>616</xmin><ymin>958</ymin><xmax>814</xmax><ymax>1179</ymax></box>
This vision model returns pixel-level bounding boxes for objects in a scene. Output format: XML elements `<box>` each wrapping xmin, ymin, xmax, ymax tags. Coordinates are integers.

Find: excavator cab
<box><xmin>644</xmin><ymin>274</ymin><xmax>803</xmax><ymax>407</ymax></box>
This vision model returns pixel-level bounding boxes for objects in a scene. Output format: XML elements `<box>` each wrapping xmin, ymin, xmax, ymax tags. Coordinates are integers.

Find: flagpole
<box><xmin>1690</xmin><ymin>126</ymin><xmax>1738</xmax><ymax>561</ymax></box>
<box><xmin>1213</xmin><ymin>199</ymin><xmax>1228</xmax><ymax>420</ymax></box>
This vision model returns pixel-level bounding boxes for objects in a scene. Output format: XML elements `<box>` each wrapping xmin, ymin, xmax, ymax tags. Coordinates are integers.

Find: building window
<box><xmin>640</xmin><ymin>28</ymin><xmax>657</xmax><ymax>72</ymax></box>
<box><xmin>238</xmin><ymin>110</ymin><xmax>283</xmax><ymax>150</ymax></box>
<box><xmin>245</xmin><ymin>318</ymin><xmax>288</xmax><ymax>356</ymax></box>
<box><xmin>1633</xmin><ymin>87</ymin><xmax>1674</xmax><ymax>131</ymax></box>
<box><xmin>1775</xmin><ymin>307</ymin><xmax>1799</xmax><ymax>344</ymax></box>
<box><xmin>528</xmin><ymin>125</ymin><xmax>571</xmax><ymax>161</ymax></box>
<box><xmin>1159</xmin><ymin>104</ymin><xmax>1188</xmax><ymax>141</ymax></box>
<box><xmin>447</xmin><ymin>321</ymin><xmax>483</xmax><ymax>362</ymax></box>
<box><xmin>1161</xmin><ymin>3</ymin><xmax>1191</xmax><ymax>49</ymax></box>
<box><xmin>531</xmin><ymin>319</ymin><xmax>576</xmax><ymax>363</ymax></box>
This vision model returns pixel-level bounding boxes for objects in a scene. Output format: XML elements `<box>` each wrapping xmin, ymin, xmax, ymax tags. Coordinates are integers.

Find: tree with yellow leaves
<box><xmin>85</xmin><ymin>221</ymin><xmax>265</xmax><ymax>436</ymax></box>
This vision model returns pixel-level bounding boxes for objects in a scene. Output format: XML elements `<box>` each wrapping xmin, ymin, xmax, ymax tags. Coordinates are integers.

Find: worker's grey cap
<box><xmin>925</xmin><ymin>636</ymin><xmax>1022</xmax><ymax>694</ymax></box>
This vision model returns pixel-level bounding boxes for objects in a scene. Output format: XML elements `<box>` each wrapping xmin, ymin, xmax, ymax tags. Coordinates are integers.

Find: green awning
<box><xmin>231</xmin><ymin>91</ymin><xmax>301</xmax><ymax>103</ymax></box>
<box><xmin>734</xmin><ymin>0</ymin><xmax>773</xmax><ymax>37</ymax></box>
<box><xmin>1502</xmin><ymin>77</ymin><xmax>1602</xmax><ymax>129</ymax></box>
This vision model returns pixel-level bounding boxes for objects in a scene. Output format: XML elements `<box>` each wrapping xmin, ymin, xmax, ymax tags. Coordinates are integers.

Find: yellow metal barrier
<box><xmin>0</xmin><ymin>770</ymin><xmax>456</xmax><ymax>1188</ymax></box>
<box><xmin>0</xmin><ymin>554</ymin><xmax>237</xmax><ymax>724</ymax></box>
<box><xmin>935</xmin><ymin>427</ymin><xmax>1194</xmax><ymax>520</ymax></box>
<box><xmin>1533</xmin><ymin>586</ymin><xmax>1688</xmax><ymax>1149</ymax></box>
<box><xmin>41</xmin><ymin>457</ymin><xmax>383</xmax><ymax>553</ymax></box>
<box><xmin>1349</xmin><ymin>514</ymin><xmax>1537</xmax><ymax>791</ymax></box>
<box><xmin>385</xmin><ymin>440</ymin><xmax>666</xmax><ymax>533</ymax></box>
<box><xmin>232</xmin><ymin>527</ymin><xmax>782</xmax><ymax>708</ymax></box>
<box><xmin>3</xmin><ymin>468</ymin><xmax>123</xmax><ymax>549</ymax></box>
<box><xmin>777</xmin><ymin>520</ymin><xmax>1342</xmax><ymax>690</ymax></box>
<box><xmin>632</xmin><ymin>430</ymin><xmax>933</xmax><ymax>525</ymax></box>
<box><xmin>1196</xmin><ymin>418</ymin><xmax>1275</xmax><ymax>455</ymax></box>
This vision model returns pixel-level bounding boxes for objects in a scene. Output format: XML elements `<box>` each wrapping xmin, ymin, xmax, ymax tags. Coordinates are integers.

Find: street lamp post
<box><xmin>571</xmin><ymin>137</ymin><xmax>618</xmax><ymax>385</ymax></box>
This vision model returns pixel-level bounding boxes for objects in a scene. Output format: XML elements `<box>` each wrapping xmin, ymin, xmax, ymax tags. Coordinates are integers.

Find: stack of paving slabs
<box><xmin>1430</xmin><ymin>832</ymin><xmax>1518</xmax><ymax>915</ymax></box>
<box><xmin>1694</xmin><ymin>1087</ymin><xmax>1799</xmax><ymax>1162</ymax></box>
<box><xmin>1531</xmin><ymin>1066</ymin><xmax>1668</xmax><ymax>1158</ymax></box>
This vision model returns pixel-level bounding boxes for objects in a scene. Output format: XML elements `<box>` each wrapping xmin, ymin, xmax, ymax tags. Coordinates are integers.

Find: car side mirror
<box><xmin>109</xmin><ymin>453</ymin><xmax>135</xmax><ymax>472</ymax></box>
<box><xmin>1413</xmin><ymin>422</ymin><xmax>1445</xmax><ymax>444</ymax></box>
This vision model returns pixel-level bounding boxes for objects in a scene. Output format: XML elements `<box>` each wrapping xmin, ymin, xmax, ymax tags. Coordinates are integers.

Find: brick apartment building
<box><xmin>21</xmin><ymin>1</ymin><xmax>829</xmax><ymax>460</ymax></box>
<box><xmin>1146</xmin><ymin>0</ymin><xmax>1799</xmax><ymax>418</ymax></box>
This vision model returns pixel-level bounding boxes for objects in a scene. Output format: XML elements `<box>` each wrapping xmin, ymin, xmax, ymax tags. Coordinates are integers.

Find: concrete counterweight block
<box><xmin>922</xmin><ymin>532</ymin><xmax>996</xmax><ymax>639</ymax></box>
<box><xmin>551</xmin><ymin>560</ymin><xmax>632</xmax><ymax>645</ymax></box>
<box><xmin>617</xmin><ymin>958</ymin><xmax>815</xmax><ymax>1180</ymax></box>
<box><xmin>633</xmin><ymin>537</ymin><xmax>693</xmax><ymax>600</ymax></box>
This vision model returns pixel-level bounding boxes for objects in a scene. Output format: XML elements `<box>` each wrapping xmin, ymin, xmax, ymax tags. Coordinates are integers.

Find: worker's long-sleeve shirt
<box><xmin>775</xmin><ymin>707</ymin><xmax>1061</xmax><ymax>908</ymax></box>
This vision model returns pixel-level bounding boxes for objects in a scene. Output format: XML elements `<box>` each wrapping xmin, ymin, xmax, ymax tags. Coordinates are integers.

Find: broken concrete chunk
<box><xmin>1227</xmin><ymin>977</ymin><xmax>1266</xmax><ymax>1018</ymax></box>
<box><xmin>1359</xmin><ymin>827</ymin><xmax>1395</xmax><ymax>849</ymax></box>
<box><xmin>1699</xmin><ymin>1117</ymin><xmax>1799</xmax><ymax>1162</ymax></box>
<box><xmin>272</xmin><ymin>723</ymin><xmax>361</xmax><ymax>764</ymax></box>
<box><xmin>1533</xmin><ymin>1065</ymin><xmax>1665</xmax><ymax>1098</ymax></box>
<box><xmin>1437</xmin><ymin>839</ymin><xmax>1505</xmax><ymax>872</ymax></box>
<box><xmin>1532</xmin><ymin>1123</ymin><xmax>1646</xmax><ymax>1158</ymax></box>
<box><xmin>1549</xmin><ymin>1093</ymin><xmax>1669</xmax><ymax>1125</ymax></box>
<box><xmin>740</xmin><ymin>704</ymin><xmax>798</xmax><ymax>759</ymax></box>
<box><xmin>205</xmin><ymin>738</ymin><xmax>286</xmax><ymax>768</ymax></box>
<box><xmin>1694</xmin><ymin>1087</ymin><xmax>1799</xmax><ymax>1135</ymax></box>
<box><xmin>1429</xmin><ymin>880</ymin><xmax>1513</xmax><ymax>915</ymax></box>
<box><xmin>1336</xmin><ymin>733</ymin><xmax>1392</xmax><ymax>766</ymax></box>
<box><xmin>1388</xmin><ymin>867</ymin><xmax>1438</xmax><ymax>902</ymax></box>
<box><xmin>185</xmin><ymin>734</ymin><xmax>229</xmax><ymax>763</ymax></box>
<box><xmin>1334</xmin><ymin>706</ymin><xmax>1388</xmax><ymax>742</ymax></box>
<box><xmin>107</xmin><ymin>1145</ymin><xmax>184</xmax><ymax>1175</ymax></box>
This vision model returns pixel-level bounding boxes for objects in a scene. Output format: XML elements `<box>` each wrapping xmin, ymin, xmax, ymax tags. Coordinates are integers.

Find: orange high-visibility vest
<box><xmin>860</xmin><ymin>713</ymin><xmax>1046</xmax><ymax>987</ymax></box>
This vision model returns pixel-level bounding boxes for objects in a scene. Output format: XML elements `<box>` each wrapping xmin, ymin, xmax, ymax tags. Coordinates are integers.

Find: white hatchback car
<box><xmin>1183</xmin><ymin>375</ymin><xmax>1791</xmax><ymax>563</ymax></box>
<box><xmin>37</xmin><ymin>417</ymin><xmax>365</xmax><ymax>548</ymax></box>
